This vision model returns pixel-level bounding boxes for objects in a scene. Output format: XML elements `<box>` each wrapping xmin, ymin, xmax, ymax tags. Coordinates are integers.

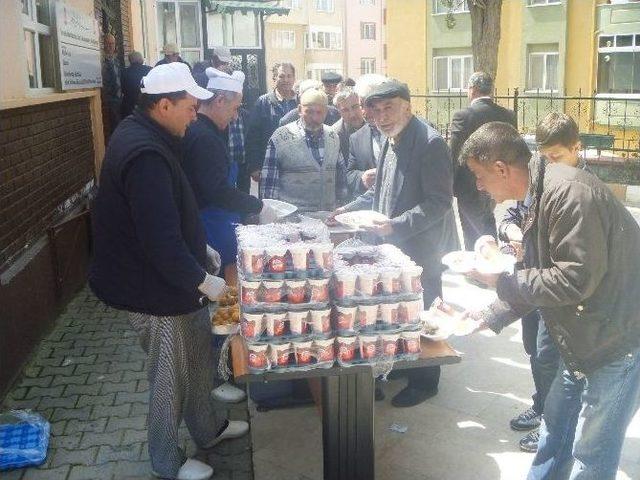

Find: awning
<box><xmin>203</xmin><ymin>0</ymin><xmax>290</xmax><ymax>15</ymax></box>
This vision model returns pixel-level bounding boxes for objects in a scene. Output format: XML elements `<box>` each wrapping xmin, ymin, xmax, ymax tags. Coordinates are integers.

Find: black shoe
<box><xmin>391</xmin><ymin>386</ymin><xmax>438</xmax><ymax>408</ymax></box>
<box><xmin>510</xmin><ymin>407</ymin><xmax>541</xmax><ymax>431</ymax></box>
<box><xmin>375</xmin><ymin>385</ymin><xmax>385</xmax><ymax>402</ymax></box>
<box><xmin>519</xmin><ymin>429</ymin><xmax>540</xmax><ymax>453</ymax></box>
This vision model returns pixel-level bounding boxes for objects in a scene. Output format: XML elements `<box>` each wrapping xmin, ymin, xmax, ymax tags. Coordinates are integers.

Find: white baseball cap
<box><xmin>206</xmin><ymin>67</ymin><xmax>245</xmax><ymax>93</ymax></box>
<box><xmin>141</xmin><ymin>62</ymin><xmax>213</xmax><ymax>100</ymax></box>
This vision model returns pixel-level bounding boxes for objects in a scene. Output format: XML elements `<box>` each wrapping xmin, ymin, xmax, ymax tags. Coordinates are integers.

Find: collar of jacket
<box><xmin>132</xmin><ymin>110</ymin><xmax>183</xmax><ymax>155</ymax></box>
<box><xmin>196</xmin><ymin>112</ymin><xmax>226</xmax><ymax>137</ymax></box>
<box><xmin>522</xmin><ymin>154</ymin><xmax>546</xmax><ymax>237</ymax></box>
<box><xmin>470</xmin><ymin>96</ymin><xmax>493</xmax><ymax>106</ymax></box>
<box><xmin>270</xmin><ymin>89</ymin><xmax>296</xmax><ymax>104</ymax></box>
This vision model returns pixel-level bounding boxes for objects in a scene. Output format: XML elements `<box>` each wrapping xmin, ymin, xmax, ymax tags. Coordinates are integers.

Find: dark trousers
<box><xmin>237</xmin><ymin>162</ymin><xmax>251</xmax><ymax>194</ymax></box>
<box><xmin>522</xmin><ymin>311</ymin><xmax>560</xmax><ymax>415</ymax></box>
<box><xmin>405</xmin><ymin>273</ymin><xmax>442</xmax><ymax>390</ymax></box>
<box><xmin>457</xmin><ymin>196</ymin><xmax>498</xmax><ymax>249</ymax></box>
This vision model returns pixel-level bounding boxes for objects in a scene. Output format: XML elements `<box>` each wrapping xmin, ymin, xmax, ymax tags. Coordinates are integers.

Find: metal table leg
<box><xmin>321</xmin><ymin>371</ymin><xmax>375</xmax><ymax>480</ymax></box>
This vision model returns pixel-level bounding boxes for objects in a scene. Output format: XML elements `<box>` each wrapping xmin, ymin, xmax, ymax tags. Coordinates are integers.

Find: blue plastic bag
<box><xmin>0</xmin><ymin>410</ymin><xmax>50</xmax><ymax>470</ymax></box>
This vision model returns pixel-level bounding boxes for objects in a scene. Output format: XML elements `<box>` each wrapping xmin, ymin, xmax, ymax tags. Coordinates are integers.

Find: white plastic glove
<box><xmin>198</xmin><ymin>273</ymin><xmax>227</xmax><ymax>301</ymax></box>
<box><xmin>206</xmin><ymin>245</ymin><xmax>222</xmax><ymax>275</ymax></box>
<box><xmin>504</xmin><ymin>224</ymin><xmax>524</xmax><ymax>242</ymax></box>
<box><xmin>259</xmin><ymin>202</ymin><xmax>278</xmax><ymax>225</ymax></box>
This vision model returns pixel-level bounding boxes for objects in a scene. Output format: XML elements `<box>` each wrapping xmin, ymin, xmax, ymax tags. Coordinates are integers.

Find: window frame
<box><xmin>156</xmin><ymin>0</ymin><xmax>203</xmax><ymax>63</ymax></box>
<box><xmin>272</xmin><ymin>29</ymin><xmax>296</xmax><ymax>49</ymax></box>
<box><xmin>596</xmin><ymin>33</ymin><xmax>640</xmax><ymax>97</ymax></box>
<box><xmin>526</xmin><ymin>0</ymin><xmax>562</xmax><ymax>6</ymax></box>
<box><xmin>316</xmin><ymin>0</ymin><xmax>335</xmax><ymax>13</ymax></box>
<box><xmin>432</xmin><ymin>0</ymin><xmax>469</xmax><ymax>15</ymax></box>
<box><xmin>360</xmin><ymin>22</ymin><xmax>376</xmax><ymax>40</ymax></box>
<box><xmin>22</xmin><ymin>0</ymin><xmax>56</xmax><ymax>92</ymax></box>
<box><xmin>306</xmin><ymin>27</ymin><xmax>342</xmax><ymax>50</ymax></box>
<box><xmin>526</xmin><ymin>51</ymin><xmax>559</xmax><ymax>93</ymax></box>
<box><xmin>432</xmin><ymin>54</ymin><xmax>473</xmax><ymax>92</ymax></box>
<box><xmin>360</xmin><ymin>57</ymin><xmax>376</xmax><ymax>74</ymax></box>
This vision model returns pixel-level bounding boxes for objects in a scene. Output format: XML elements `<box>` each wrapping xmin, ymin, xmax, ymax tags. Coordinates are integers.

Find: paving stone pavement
<box><xmin>1</xmin><ymin>287</ymin><xmax>253</xmax><ymax>480</ymax></box>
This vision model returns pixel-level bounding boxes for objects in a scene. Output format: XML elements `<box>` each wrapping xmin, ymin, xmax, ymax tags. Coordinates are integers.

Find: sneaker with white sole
<box><xmin>153</xmin><ymin>458</ymin><xmax>213</xmax><ymax>480</ymax></box>
<box><xmin>203</xmin><ymin>420</ymin><xmax>249</xmax><ymax>449</ymax></box>
<box><xmin>211</xmin><ymin>382</ymin><xmax>246</xmax><ymax>403</ymax></box>
<box><xmin>509</xmin><ymin>407</ymin><xmax>541</xmax><ymax>431</ymax></box>
<box><xmin>519</xmin><ymin>429</ymin><xmax>540</xmax><ymax>453</ymax></box>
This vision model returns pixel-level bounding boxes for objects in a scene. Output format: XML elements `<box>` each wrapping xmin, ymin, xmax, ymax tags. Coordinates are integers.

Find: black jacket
<box><xmin>450</xmin><ymin>98</ymin><xmax>516</xmax><ymax>201</ymax></box>
<box><xmin>246</xmin><ymin>91</ymin><xmax>298</xmax><ymax>172</ymax></box>
<box><xmin>89</xmin><ymin>111</ymin><xmax>208</xmax><ymax>316</ymax></box>
<box><xmin>489</xmin><ymin>158</ymin><xmax>640</xmax><ymax>375</ymax></box>
<box><xmin>121</xmin><ymin>63</ymin><xmax>152</xmax><ymax>117</ymax></box>
<box><xmin>344</xmin><ymin>117</ymin><xmax>459</xmax><ymax>276</ymax></box>
<box><xmin>182</xmin><ymin>114</ymin><xmax>262</xmax><ymax>215</ymax></box>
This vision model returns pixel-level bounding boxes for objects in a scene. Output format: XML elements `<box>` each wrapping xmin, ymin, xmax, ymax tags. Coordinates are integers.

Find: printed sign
<box><xmin>55</xmin><ymin>2</ymin><xmax>102</xmax><ymax>90</ymax></box>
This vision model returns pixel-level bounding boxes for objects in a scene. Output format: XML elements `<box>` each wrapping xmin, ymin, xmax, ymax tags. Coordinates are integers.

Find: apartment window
<box><xmin>306</xmin><ymin>65</ymin><xmax>343</xmax><ymax>81</ymax></box>
<box><xmin>433</xmin><ymin>55</ymin><xmax>473</xmax><ymax>91</ymax></box>
<box><xmin>157</xmin><ymin>1</ymin><xmax>202</xmax><ymax>65</ymax></box>
<box><xmin>207</xmin><ymin>10</ymin><xmax>260</xmax><ymax>49</ymax></box>
<box><xmin>22</xmin><ymin>0</ymin><xmax>55</xmax><ymax>89</ymax></box>
<box><xmin>527</xmin><ymin>51</ymin><xmax>559</xmax><ymax>92</ymax></box>
<box><xmin>432</xmin><ymin>0</ymin><xmax>468</xmax><ymax>14</ymax></box>
<box><xmin>360</xmin><ymin>0</ymin><xmax>376</xmax><ymax>4</ymax></box>
<box><xmin>527</xmin><ymin>0</ymin><xmax>561</xmax><ymax>5</ymax></box>
<box><xmin>283</xmin><ymin>0</ymin><xmax>301</xmax><ymax>7</ymax></box>
<box><xmin>361</xmin><ymin>22</ymin><xmax>376</xmax><ymax>40</ymax></box>
<box><xmin>272</xmin><ymin>30</ymin><xmax>295</xmax><ymax>49</ymax></box>
<box><xmin>598</xmin><ymin>34</ymin><xmax>640</xmax><ymax>94</ymax></box>
<box><xmin>306</xmin><ymin>29</ymin><xmax>342</xmax><ymax>50</ymax></box>
<box><xmin>316</xmin><ymin>0</ymin><xmax>334</xmax><ymax>12</ymax></box>
<box><xmin>361</xmin><ymin>58</ymin><xmax>376</xmax><ymax>74</ymax></box>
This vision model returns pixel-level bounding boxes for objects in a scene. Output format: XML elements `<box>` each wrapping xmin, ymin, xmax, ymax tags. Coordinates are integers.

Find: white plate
<box><xmin>441</xmin><ymin>251</ymin><xmax>476</xmax><ymax>273</ymax></box>
<box><xmin>419</xmin><ymin>309</ymin><xmax>477</xmax><ymax>340</ymax></box>
<box><xmin>334</xmin><ymin>210</ymin><xmax>389</xmax><ymax>229</ymax></box>
<box><xmin>442</xmin><ymin>250</ymin><xmax>516</xmax><ymax>275</ymax></box>
<box><xmin>260</xmin><ymin>199</ymin><xmax>298</xmax><ymax>224</ymax></box>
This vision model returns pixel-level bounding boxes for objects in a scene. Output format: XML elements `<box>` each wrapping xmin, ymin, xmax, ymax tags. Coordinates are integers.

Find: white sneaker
<box><xmin>153</xmin><ymin>458</ymin><xmax>213</xmax><ymax>480</ymax></box>
<box><xmin>211</xmin><ymin>382</ymin><xmax>246</xmax><ymax>403</ymax></box>
<box><xmin>203</xmin><ymin>420</ymin><xmax>249</xmax><ymax>448</ymax></box>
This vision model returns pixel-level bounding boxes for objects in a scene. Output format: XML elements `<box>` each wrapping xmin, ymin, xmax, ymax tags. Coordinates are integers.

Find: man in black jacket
<box><xmin>332</xmin><ymin>81</ymin><xmax>459</xmax><ymax>407</ymax></box>
<box><xmin>120</xmin><ymin>51</ymin><xmax>152</xmax><ymax>117</ymax></box>
<box><xmin>182</xmin><ymin>67</ymin><xmax>264</xmax><ymax>279</ymax></box>
<box><xmin>461</xmin><ymin>122</ymin><xmax>640</xmax><ymax>480</ymax></box>
<box><xmin>449</xmin><ymin>72</ymin><xmax>516</xmax><ymax>249</ymax></box>
<box><xmin>90</xmin><ymin>63</ymin><xmax>248</xmax><ymax>480</ymax></box>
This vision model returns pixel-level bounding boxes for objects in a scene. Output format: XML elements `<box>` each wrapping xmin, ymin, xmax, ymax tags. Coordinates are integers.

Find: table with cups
<box><xmin>228</xmin><ymin>224</ymin><xmax>461</xmax><ymax>480</ymax></box>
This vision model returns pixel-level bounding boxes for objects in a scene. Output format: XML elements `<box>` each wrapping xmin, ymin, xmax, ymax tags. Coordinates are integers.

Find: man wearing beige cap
<box><xmin>156</xmin><ymin>43</ymin><xmax>192</xmax><ymax>70</ymax></box>
<box><xmin>259</xmin><ymin>88</ymin><xmax>348</xmax><ymax>212</ymax></box>
<box><xmin>90</xmin><ymin>62</ymin><xmax>247</xmax><ymax>480</ymax></box>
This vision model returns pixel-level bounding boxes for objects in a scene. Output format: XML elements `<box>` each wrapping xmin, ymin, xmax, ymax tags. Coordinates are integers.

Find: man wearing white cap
<box><xmin>259</xmin><ymin>88</ymin><xmax>348</xmax><ymax>212</ymax></box>
<box><xmin>182</xmin><ymin>68</ymin><xmax>264</xmax><ymax>278</ymax></box>
<box><xmin>89</xmin><ymin>62</ymin><xmax>248</xmax><ymax>480</ymax></box>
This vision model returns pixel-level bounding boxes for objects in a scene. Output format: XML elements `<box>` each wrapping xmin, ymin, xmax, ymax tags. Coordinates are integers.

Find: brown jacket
<box><xmin>488</xmin><ymin>158</ymin><xmax>640</xmax><ymax>375</ymax></box>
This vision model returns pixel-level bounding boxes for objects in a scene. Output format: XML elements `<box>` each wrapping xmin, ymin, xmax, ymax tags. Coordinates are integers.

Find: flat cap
<box><xmin>321</xmin><ymin>71</ymin><xmax>343</xmax><ymax>84</ymax></box>
<box><xmin>364</xmin><ymin>80</ymin><xmax>411</xmax><ymax>106</ymax></box>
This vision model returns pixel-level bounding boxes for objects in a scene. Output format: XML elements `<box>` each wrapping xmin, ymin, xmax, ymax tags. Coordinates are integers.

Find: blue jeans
<box><xmin>523</xmin><ymin>314</ymin><xmax>561</xmax><ymax>415</ymax></box>
<box><xmin>528</xmin><ymin>348</ymin><xmax>640</xmax><ymax>480</ymax></box>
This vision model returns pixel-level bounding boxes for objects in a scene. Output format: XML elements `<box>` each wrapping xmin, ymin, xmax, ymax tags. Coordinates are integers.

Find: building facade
<box><xmin>385</xmin><ymin>0</ymin><xmax>640</xmax><ymax>154</ymax></box>
<box><xmin>1</xmin><ymin>0</ymin><xmax>134</xmax><ymax>396</ymax></box>
<box><xmin>265</xmin><ymin>0</ymin><xmax>346</xmax><ymax>82</ymax></box>
<box><xmin>344</xmin><ymin>0</ymin><xmax>386</xmax><ymax>79</ymax></box>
